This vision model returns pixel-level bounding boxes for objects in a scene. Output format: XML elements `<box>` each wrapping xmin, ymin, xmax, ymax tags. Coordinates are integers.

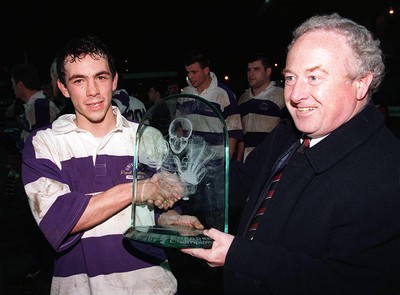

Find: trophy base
<box><xmin>123</xmin><ymin>225</ymin><xmax>213</xmax><ymax>248</ymax></box>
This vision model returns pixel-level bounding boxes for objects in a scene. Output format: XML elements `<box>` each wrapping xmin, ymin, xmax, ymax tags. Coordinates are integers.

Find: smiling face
<box><xmin>58</xmin><ymin>54</ymin><xmax>118</xmax><ymax>135</ymax></box>
<box><xmin>283</xmin><ymin>30</ymin><xmax>372</xmax><ymax>138</ymax></box>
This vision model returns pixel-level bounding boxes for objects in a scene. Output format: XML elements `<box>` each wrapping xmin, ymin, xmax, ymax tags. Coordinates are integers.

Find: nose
<box><xmin>86</xmin><ymin>79</ymin><xmax>100</xmax><ymax>97</ymax></box>
<box><xmin>285</xmin><ymin>79</ymin><xmax>308</xmax><ymax>103</ymax></box>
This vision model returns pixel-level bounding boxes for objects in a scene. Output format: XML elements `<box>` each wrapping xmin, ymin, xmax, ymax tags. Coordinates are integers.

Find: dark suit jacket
<box><xmin>225</xmin><ymin>104</ymin><xmax>400</xmax><ymax>295</ymax></box>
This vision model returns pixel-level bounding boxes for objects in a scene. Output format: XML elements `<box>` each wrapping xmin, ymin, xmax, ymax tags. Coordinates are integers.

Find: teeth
<box><xmin>298</xmin><ymin>107</ymin><xmax>315</xmax><ymax>113</ymax></box>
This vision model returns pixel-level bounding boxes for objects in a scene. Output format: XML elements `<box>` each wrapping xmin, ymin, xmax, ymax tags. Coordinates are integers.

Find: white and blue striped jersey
<box><xmin>112</xmin><ymin>89</ymin><xmax>146</xmax><ymax>123</ymax></box>
<box><xmin>180</xmin><ymin>72</ymin><xmax>243</xmax><ymax>158</ymax></box>
<box><xmin>238</xmin><ymin>81</ymin><xmax>285</xmax><ymax>161</ymax></box>
<box><xmin>21</xmin><ymin>107</ymin><xmax>176</xmax><ymax>295</ymax></box>
<box><xmin>19</xmin><ymin>90</ymin><xmax>60</xmax><ymax>151</ymax></box>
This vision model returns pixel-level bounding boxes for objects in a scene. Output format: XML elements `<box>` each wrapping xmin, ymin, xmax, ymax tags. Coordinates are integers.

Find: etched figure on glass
<box><xmin>164</xmin><ymin>117</ymin><xmax>216</xmax><ymax>198</ymax></box>
<box><xmin>125</xmin><ymin>94</ymin><xmax>229</xmax><ymax>248</ymax></box>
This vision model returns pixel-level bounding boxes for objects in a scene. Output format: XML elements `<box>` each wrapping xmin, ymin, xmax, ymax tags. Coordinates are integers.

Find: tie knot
<box><xmin>302</xmin><ymin>137</ymin><xmax>311</xmax><ymax>149</ymax></box>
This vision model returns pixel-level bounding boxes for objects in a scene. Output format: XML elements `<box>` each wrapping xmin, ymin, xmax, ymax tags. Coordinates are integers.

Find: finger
<box><xmin>161</xmin><ymin>187</ymin><xmax>183</xmax><ymax>200</ymax></box>
<box><xmin>193</xmin><ymin>220</ymin><xmax>204</xmax><ymax>230</ymax></box>
<box><xmin>166</xmin><ymin>198</ymin><xmax>176</xmax><ymax>208</ymax></box>
<box><xmin>163</xmin><ymin>198</ymin><xmax>174</xmax><ymax>209</ymax></box>
<box><xmin>203</xmin><ymin>228</ymin><xmax>222</xmax><ymax>239</ymax></box>
<box><xmin>153</xmin><ymin>199</ymin><xmax>161</xmax><ymax>207</ymax></box>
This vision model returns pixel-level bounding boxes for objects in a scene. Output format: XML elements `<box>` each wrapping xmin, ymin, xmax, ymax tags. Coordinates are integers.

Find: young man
<box><xmin>21</xmin><ymin>35</ymin><xmax>184</xmax><ymax>294</ymax></box>
<box><xmin>237</xmin><ymin>54</ymin><xmax>287</xmax><ymax>162</ymax></box>
<box><xmin>181</xmin><ymin>50</ymin><xmax>243</xmax><ymax>161</ymax></box>
<box><xmin>182</xmin><ymin>13</ymin><xmax>400</xmax><ymax>295</ymax></box>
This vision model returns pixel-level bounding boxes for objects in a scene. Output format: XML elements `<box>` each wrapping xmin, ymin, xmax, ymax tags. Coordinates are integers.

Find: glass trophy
<box><xmin>124</xmin><ymin>94</ymin><xmax>229</xmax><ymax>248</ymax></box>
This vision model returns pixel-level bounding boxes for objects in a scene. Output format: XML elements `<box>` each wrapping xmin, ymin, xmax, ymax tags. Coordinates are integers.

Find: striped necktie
<box><xmin>304</xmin><ymin>137</ymin><xmax>311</xmax><ymax>148</ymax></box>
<box><xmin>246</xmin><ymin>137</ymin><xmax>311</xmax><ymax>240</ymax></box>
<box><xmin>299</xmin><ymin>136</ymin><xmax>311</xmax><ymax>152</ymax></box>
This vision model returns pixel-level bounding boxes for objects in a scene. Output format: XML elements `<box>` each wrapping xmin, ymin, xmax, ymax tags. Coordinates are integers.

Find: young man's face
<box><xmin>58</xmin><ymin>54</ymin><xmax>118</xmax><ymax>128</ymax></box>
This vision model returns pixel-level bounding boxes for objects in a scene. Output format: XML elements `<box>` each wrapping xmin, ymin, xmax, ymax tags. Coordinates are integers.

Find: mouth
<box><xmin>297</xmin><ymin>107</ymin><xmax>316</xmax><ymax>113</ymax></box>
<box><xmin>87</xmin><ymin>101</ymin><xmax>102</xmax><ymax>107</ymax></box>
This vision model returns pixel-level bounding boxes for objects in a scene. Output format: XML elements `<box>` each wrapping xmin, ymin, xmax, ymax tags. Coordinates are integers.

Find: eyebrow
<box><xmin>306</xmin><ymin>65</ymin><xmax>327</xmax><ymax>74</ymax></box>
<box><xmin>67</xmin><ymin>70</ymin><xmax>111</xmax><ymax>82</ymax></box>
<box><xmin>282</xmin><ymin>65</ymin><xmax>327</xmax><ymax>76</ymax></box>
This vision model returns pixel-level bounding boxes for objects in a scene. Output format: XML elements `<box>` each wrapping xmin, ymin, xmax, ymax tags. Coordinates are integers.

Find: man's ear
<box><xmin>113</xmin><ymin>72</ymin><xmax>119</xmax><ymax>91</ymax></box>
<box><xmin>356</xmin><ymin>71</ymin><xmax>373</xmax><ymax>101</ymax></box>
<box><xmin>57</xmin><ymin>80</ymin><xmax>70</xmax><ymax>98</ymax></box>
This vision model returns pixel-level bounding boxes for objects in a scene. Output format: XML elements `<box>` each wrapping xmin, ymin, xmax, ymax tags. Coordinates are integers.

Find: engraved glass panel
<box><xmin>124</xmin><ymin>94</ymin><xmax>229</xmax><ymax>248</ymax></box>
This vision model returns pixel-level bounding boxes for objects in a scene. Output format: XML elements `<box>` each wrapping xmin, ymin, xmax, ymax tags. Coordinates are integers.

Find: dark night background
<box><xmin>0</xmin><ymin>2</ymin><xmax>399</xmax><ymax>293</ymax></box>
<box><xmin>0</xmin><ymin>0</ymin><xmax>399</xmax><ymax>98</ymax></box>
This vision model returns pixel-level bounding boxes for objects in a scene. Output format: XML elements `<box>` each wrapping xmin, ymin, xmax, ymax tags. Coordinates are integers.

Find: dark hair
<box><xmin>11</xmin><ymin>63</ymin><xmax>41</xmax><ymax>90</ymax></box>
<box><xmin>247</xmin><ymin>54</ymin><xmax>271</xmax><ymax>70</ymax></box>
<box><xmin>184</xmin><ymin>50</ymin><xmax>210</xmax><ymax>69</ymax></box>
<box><xmin>56</xmin><ymin>35</ymin><xmax>116</xmax><ymax>85</ymax></box>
